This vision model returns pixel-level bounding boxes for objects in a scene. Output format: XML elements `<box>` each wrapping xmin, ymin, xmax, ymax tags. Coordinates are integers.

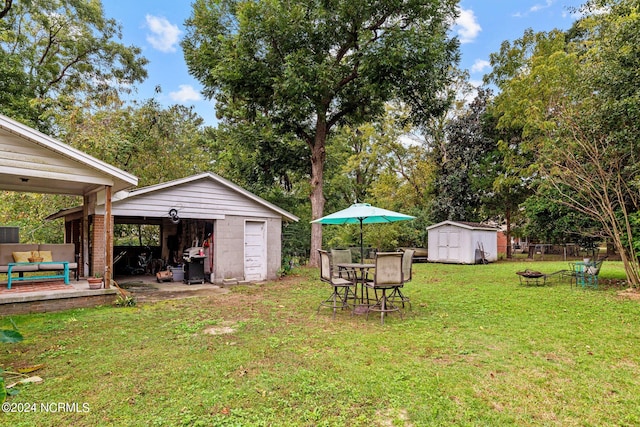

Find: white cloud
<box><xmin>169</xmin><ymin>85</ymin><xmax>201</xmax><ymax>103</ymax></box>
<box><xmin>530</xmin><ymin>0</ymin><xmax>553</xmax><ymax>13</ymax></box>
<box><xmin>455</xmin><ymin>7</ymin><xmax>482</xmax><ymax>44</ymax></box>
<box><xmin>471</xmin><ymin>59</ymin><xmax>490</xmax><ymax>74</ymax></box>
<box><xmin>145</xmin><ymin>15</ymin><xmax>181</xmax><ymax>53</ymax></box>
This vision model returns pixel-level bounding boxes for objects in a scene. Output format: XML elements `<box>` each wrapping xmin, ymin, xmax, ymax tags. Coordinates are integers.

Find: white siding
<box><xmin>105</xmin><ymin>180</ymin><xmax>281</xmax><ymax>219</ymax></box>
<box><xmin>428</xmin><ymin>222</ymin><xmax>498</xmax><ymax>264</ymax></box>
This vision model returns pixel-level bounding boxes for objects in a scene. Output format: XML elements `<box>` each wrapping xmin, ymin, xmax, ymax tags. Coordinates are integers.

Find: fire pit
<box><xmin>516</xmin><ymin>269</ymin><xmax>547</xmax><ymax>286</ymax></box>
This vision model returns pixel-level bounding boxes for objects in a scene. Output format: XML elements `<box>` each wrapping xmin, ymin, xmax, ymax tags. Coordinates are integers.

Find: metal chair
<box><xmin>568</xmin><ymin>257</ymin><xmax>606</xmax><ymax>288</ymax></box>
<box><xmin>317</xmin><ymin>250</ymin><xmax>357</xmax><ymax>318</ymax></box>
<box><xmin>330</xmin><ymin>248</ymin><xmax>354</xmax><ymax>279</ymax></box>
<box><xmin>364</xmin><ymin>252</ymin><xmax>404</xmax><ymax>325</ymax></box>
<box><xmin>389</xmin><ymin>249</ymin><xmax>413</xmax><ymax>309</ymax></box>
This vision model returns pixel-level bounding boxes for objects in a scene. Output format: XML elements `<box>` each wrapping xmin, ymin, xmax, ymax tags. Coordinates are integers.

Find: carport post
<box><xmin>104</xmin><ymin>185</ymin><xmax>113</xmax><ymax>288</ymax></box>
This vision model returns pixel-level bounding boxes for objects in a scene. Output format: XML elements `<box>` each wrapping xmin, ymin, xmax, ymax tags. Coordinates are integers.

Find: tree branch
<box><xmin>0</xmin><ymin>0</ymin><xmax>12</xmax><ymax>20</ymax></box>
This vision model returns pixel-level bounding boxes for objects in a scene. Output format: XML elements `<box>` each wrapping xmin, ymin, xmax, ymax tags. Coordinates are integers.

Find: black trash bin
<box><xmin>183</xmin><ymin>247</ymin><xmax>206</xmax><ymax>284</ymax></box>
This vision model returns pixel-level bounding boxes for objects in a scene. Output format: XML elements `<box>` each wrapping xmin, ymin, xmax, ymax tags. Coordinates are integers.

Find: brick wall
<box><xmin>91</xmin><ymin>215</ymin><xmax>105</xmax><ymax>276</ymax></box>
<box><xmin>0</xmin><ymin>293</ymin><xmax>118</xmax><ymax>315</ymax></box>
<box><xmin>497</xmin><ymin>231</ymin><xmax>508</xmax><ymax>256</ymax></box>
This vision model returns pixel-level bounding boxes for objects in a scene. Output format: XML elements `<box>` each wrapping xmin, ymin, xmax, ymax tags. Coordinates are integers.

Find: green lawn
<box><xmin>1</xmin><ymin>260</ymin><xmax>639</xmax><ymax>426</ymax></box>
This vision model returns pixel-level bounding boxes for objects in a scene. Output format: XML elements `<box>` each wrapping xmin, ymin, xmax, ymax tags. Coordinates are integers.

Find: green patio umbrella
<box><xmin>311</xmin><ymin>203</ymin><xmax>416</xmax><ymax>260</ymax></box>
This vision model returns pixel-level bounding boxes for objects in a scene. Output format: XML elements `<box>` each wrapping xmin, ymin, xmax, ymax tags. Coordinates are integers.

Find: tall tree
<box><xmin>56</xmin><ymin>99</ymin><xmax>212</xmax><ymax>186</ymax></box>
<box><xmin>430</xmin><ymin>89</ymin><xmax>497</xmax><ymax>222</ymax></box>
<box><xmin>0</xmin><ymin>0</ymin><xmax>147</xmax><ymax>130</ymax></box>
<box><xmin>486</xmin><ymin>1</ymin><xmax>640</xmax><ymax>285</ymax></box>
<box><xmin>182</xmin><ymin>0</ymin><xmax>459</xmax><ymax>265</ymax></box>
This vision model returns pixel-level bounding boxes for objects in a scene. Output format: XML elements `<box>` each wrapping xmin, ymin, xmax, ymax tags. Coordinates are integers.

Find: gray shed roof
<box><xmin>427</xmin><ymin>220</ymin><xmax>498</xmax><ymax>232</ymax></box>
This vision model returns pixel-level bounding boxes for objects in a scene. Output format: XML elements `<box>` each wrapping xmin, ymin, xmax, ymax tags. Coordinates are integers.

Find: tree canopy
<box><xmin>182</xmin><ymin>0</ymin><xmax>459</xmax><ymax>264</ymax></box>
<box><xmin>0</xmin><ymin>0</ymin><xmax>148</xmax><ymax>130</ymax></box>
<box><xmin>486</xmin><ymin>0</ymin><xmax>640</xmax><ymax>284</ymax></box>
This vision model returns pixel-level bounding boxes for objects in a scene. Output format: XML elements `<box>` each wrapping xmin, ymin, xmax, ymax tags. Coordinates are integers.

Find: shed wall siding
<box><xmin>214</xmin><ymin>216</ymin><xmax>246</xmax><ymax>282</ymax></box>
<box><xmin>428</xmin><ymin>224</ymin><xmax>498</xmax><ymax>264</ymax></box>
<box><xmin>110</xmin><ymin>180</ymin><xmax>280</xmax><ymax>219</ymax></box>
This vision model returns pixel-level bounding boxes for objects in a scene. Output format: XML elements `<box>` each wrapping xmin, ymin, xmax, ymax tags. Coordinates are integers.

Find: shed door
<box><xmin>437</xmin><ymin>230</ymin><xmax>460</xmax><ymax>261</ymax></box>
<box><xmin>244</xmin><ymin>221</ymin><xmax>266</xmax><ymax>281</ymax></box>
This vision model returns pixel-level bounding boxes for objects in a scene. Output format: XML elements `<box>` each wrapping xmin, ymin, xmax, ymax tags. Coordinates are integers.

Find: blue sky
<box><xmin>103</xmin><ymin>0</ymin><xmax>585</xmax><ymax>127</ymax></box>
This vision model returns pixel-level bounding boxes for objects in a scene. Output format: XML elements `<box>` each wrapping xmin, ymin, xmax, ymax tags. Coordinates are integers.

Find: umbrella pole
<box><xmin>360</xmin><ymin>219</ymin><xmax>364</xmax><ymax>262</ymax></box>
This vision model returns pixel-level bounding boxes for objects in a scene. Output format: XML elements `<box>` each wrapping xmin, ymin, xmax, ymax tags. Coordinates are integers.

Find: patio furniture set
<box><xmin>0</xmin><ymin>243</ymin><xmax>79</xmax><ymax>289</ymax></box>
<box><xmin>516</xmin><ymin>257</ymin><xmax>606</xmax><ymax>288</ymax></box>
<box><xmin>317</xmin><ymin>248</ymin><xmax>414</xmax><ymax>324</ymax></box>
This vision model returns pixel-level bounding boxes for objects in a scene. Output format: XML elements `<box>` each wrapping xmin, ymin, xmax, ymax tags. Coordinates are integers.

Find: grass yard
<box><xmin>1</xmin><ymin>260</ymin><xmax>639</xmax><ymax>426</ymax></box>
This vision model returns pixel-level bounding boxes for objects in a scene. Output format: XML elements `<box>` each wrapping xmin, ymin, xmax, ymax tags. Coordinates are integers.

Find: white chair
<box><xmin>330</xmin><ymin>248</ymin><xmax>354</xmax><ymax>280</ymax></box>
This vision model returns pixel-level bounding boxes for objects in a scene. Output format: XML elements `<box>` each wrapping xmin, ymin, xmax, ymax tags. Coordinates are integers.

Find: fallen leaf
<box><xmin>18</xmin><ymin>364</ymin><xmax>44</xmax><ymax>374</ymax></box>
<box><xmin>6</xmin><ymin>376</ymin><xmax>43</xmax><ymax>388</ymax></box>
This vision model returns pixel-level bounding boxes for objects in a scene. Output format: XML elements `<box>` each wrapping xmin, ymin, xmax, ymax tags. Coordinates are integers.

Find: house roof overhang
<box><xmin>0</xmin><ymin>114</ymin><xmax>138</xmax><ymax>196</ymax></box>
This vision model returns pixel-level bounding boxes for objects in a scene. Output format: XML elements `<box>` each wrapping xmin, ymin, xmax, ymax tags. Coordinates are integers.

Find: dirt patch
<box><xmin>118</xmin><ymin>281</ymin><xmax>158</xmax><ymax>292</ymax></box>
<box><xmin>115</xmin><ymin>276</ymin><xmax>231</xmax><ymax>302</ymax></box>
<box><xmin>204</xmin><ymin>323</ymin><xmax>237</xmax><ymax>335</ymax></box>
<box><xmin>617</xmin><ymin>288</ymin><xmax>640</xmax><ymax>301</ymax></box>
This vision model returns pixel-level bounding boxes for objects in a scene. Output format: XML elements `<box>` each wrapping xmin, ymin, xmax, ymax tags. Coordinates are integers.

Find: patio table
<box><xmin>7</xmin><ymin>261</ymin><xmax>70</xmax><ymax>289</ymax></box>
<box><xmin>337</xmin><ymin>262</ymin><xmax>374</xmax><ymax>313</ymax></box>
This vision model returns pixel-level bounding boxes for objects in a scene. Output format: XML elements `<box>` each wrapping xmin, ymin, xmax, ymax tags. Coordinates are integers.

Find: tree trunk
<box><xmin>308</xmin><ymin>121</ymin><xmax>327</xmax><ymax>267</ymax></box>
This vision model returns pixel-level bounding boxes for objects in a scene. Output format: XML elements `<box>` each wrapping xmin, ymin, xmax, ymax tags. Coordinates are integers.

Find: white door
<box><xmin>244</xmin><ymin>221</ymin><xmax>266</xmax><ymax>281</ymax></box>
<box><xmin>437</xmin><ymin>230</ymin><xmax>461</xmax><ymax>261</ymax></box>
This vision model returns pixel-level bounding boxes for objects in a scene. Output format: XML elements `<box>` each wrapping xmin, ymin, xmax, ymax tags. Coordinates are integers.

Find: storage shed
<box><xmin>50</xmin><ymin>173</ymin><xmax>299</xmax><ymax>284</ymax></box>
<box><xmin>427</xmin><ymin>221</ymin><xmax>498</xmax><ymax>264</ymax></box>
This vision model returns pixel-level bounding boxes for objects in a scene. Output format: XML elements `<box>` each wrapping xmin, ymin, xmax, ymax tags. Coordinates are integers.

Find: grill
<box><xmin>183</xmin><ymin>247</ymin><xmax>206</xmax><ymax>284</ymax></box>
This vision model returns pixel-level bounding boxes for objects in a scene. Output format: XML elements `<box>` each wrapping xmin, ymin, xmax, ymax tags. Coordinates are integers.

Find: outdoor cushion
<box><xmin>12</xmin><ymin>251</ymin><xmax>32</xmax><ymax>263</ymax></box>
<box><xmin>38</xmin><ymin>244</ymin><xmax>75</xmax><ymax>262</ymax></box>
<box><xmin>32</xmin><ymin>250</ymin><xmax>53</xmax><ymax>262</ymax></box>
<box><xmin>0</xmin><ymin>244</ymin><xmax>39</xmax><ymax>265</ymax></box>
<box><xmin>38</xmin><ymin>262</ymin><xmax>77</xmax><ymax>271</ymax></box>
<box><xmin>0</xmin><ymin>264</ymin><xmax>39</xmax><ymax>273</ymax></box>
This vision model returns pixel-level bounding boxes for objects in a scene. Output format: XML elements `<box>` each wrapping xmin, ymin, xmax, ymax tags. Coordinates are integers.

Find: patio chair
<box><xmin>567</xmin><ymin>256</ymin><xmax>607</xmax><ymax>288</ymax></box>
<box><xmin>330</xmin><ymin>248</ymin><xmax>354</xmax><ymax>280</ymax></box>
<box><xmin>389</xmin><ymin>249</ymin><xmax>413</xmax><ymax>309</ymax></box>
<box><xmin>579</xmin><ymin>257</ymin><xmax>606</xmax><ymax>288</ymax></box>
<box><xmin>317</xmin><ymin>250</ymin><xmax>357</xmax><ymax>318</ymax></box>
<box><xmin>364</xmin><ymin>252</ymin><xmax>404</xmax><ymax>325</ymax></box>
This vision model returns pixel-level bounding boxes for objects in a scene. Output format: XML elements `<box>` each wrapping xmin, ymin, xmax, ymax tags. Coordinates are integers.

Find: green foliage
<box><xmin>56</xmin><ymin>99</ymin><xmax>211</xmax><ymax>187</ymax></box>
<box><xmin>430</xmin><ymin>89</ymin><xmax>499</xmax><ymax>222</ymax></box>
<box><xmin>484</xmin><ymin>1</ymin><xmax>640</xmax><ymax>279</ymax></box>
<box><xmin>0</xmin><ymin>0</ymin><xmax>148</xmax><ymax>131</ymax></box>
<box><xmin>114</xmin><ymin>294</ymin><xmax>137</xmax><ymax>307</ymax></box>
<box><xmin>523</xmin><ymin>188</ymin><xmax>601</xmax><ymax>247</ymax></box>
<box><xmin>1</xmin><ymin>319</ymin><xmax>24</xmax><ymax>403</ymax></box>
<box><xmin>0</xmin><ymin>192</ymin><xmax>77</xmax><ymax>243</ymax></box>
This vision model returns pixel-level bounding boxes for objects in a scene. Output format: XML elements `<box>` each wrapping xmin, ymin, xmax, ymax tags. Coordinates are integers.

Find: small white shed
<box><xmin>427</xmin><ymin>221</ymin><xmax>498</xmax><ymax>264</ymax></box>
